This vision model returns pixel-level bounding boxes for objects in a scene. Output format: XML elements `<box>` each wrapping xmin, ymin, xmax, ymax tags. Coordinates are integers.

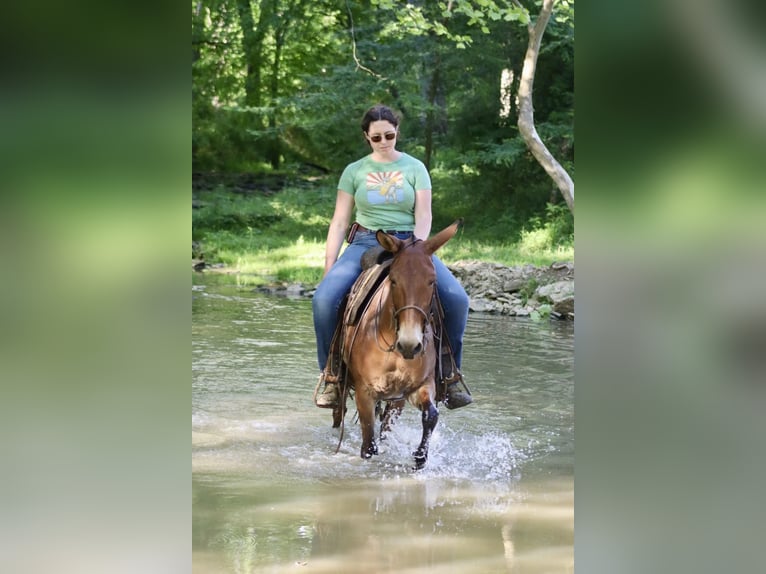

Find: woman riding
<box><xmin>312</xmin><ymin>104</ymin><xmax>473</xmax><ymax>410</ymax></box>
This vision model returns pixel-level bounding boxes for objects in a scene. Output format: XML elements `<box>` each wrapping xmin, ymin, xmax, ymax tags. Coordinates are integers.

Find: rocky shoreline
<box><xmin>252</xmin><ymin>260</ymin><xmax>574</xmax><ymax>321</ymax></box>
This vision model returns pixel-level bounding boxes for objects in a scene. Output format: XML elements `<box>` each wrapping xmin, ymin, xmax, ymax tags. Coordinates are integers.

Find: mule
<box><xmin>336</xmin><ymin>220</ymin><xmax>462</xmax><ymax>469</ymax></box>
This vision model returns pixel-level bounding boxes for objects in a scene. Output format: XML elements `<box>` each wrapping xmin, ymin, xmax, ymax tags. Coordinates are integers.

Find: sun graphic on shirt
<box><xmin>366</xmin><ymin>171</ymin><xmax>403</xmax><ymax>203</ymax></box>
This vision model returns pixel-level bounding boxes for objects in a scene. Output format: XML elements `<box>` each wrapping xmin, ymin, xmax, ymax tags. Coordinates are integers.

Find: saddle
<box><xmin>344</xmin><ymin>252</ymin><xmax>392</xmax><ymax>327</ymax></box>
<box><xmin>322</xmin><ymin>247</ymin><xmax>460</xmax><ymax>405</ymax></box>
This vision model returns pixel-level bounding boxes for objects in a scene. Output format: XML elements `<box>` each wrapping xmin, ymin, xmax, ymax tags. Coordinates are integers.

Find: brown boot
<box><xmin>444</xmin><ymin>374</ymin><xmax>473</xmax><ymax>410</ymax></box>
<box><xmin>314</xmin><ymin>373</ymin><xmax>340</xmax><ymax>408</ymax></box>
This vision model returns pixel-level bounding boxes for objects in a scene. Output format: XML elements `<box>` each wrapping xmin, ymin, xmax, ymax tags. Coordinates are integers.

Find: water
<box><xmin>193</xmin><ymin>277</ymin><xmax>574</xmax><ymax>573</ymax></box>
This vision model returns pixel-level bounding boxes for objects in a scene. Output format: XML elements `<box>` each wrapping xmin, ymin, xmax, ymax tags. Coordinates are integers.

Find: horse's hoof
<box><xmin>412</xmin><ymin>449</ymin><xmax>427</xmax><ymax>470</ymax></box>
<box><xmin>362</xmin><ymin>443</ymin><xmax>378</xmax><ymax>458</ymax></box>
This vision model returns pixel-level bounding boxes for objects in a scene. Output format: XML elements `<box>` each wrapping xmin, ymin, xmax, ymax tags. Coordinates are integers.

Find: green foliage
<box><xmin>192</xmin><ymin>194</ymin><xmax>282</xmax><ymax>234</ymax></box>
<box><xmin>519</xmin><ymin>277</ymin><xmax>539</xmax><ymax>306</ymax></box>
<box><xmin>519</xmin><ymin>227</ymin><xmax>554</xmax><ymax>255</ymax></box>
<box><xmin>515</xmin><ymin>202</ymin><xmax>574</xmax><ymax>261</ymax></box>
<box><xmin>192</xmin><ymin>0</ymin><xmax>574</xmax><ymax>247</ymax></box>
<box><xmin>193</xmin><ymin>183</ymin><xmax>572</xmax><ymax>286</ymax></box>
<box><xmin>530</xmin><ymin>304</ymin><xmax>552</xmax><ymax>322</ymax></box>
<box><xmin>543</xmin><ymin>201</ymin><xmax>575</xmax><ymax>245</ymax></box>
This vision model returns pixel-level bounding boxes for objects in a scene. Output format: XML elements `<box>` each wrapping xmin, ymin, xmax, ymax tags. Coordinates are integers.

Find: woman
<box><xmin>312</xmin><ymin>104</ymin><xmax>472</xmax><ymax>409</ymax></box>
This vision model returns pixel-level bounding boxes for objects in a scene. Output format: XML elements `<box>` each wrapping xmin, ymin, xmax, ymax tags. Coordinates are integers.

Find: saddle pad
<box><xmin>343</xmin><ymin>259</ymin><xmax>392</xmax><ymax>326</ymax></box>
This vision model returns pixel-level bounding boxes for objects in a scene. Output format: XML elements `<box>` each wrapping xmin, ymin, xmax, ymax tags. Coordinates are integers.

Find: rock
<box><xmin>555</xmin><ymin>300</ymin><xmax>575</xmax><ymax>315</ymax></box>
<box><xmin>238</xmin><ymin>258</ymin><xmax>574</xmax><ymax>320</ymax></box>
<box><xmin>468</xmin><ymin>297</ymin><xmax>494</xmax><ymax>313</ymax></box>
<box><xmin>448</xmin><ymin>260</ymin><xmax>574</xmax><ymax>319</ymax></box>
<box><xmin>254</xmin><ymin>282</ymin><xmax>307</xmax><ymax>298</ymax></box>
<box><xmin>536</xmin><ymin>280</ymin><xmax>574</xmax><ymax>300</ymax></box>
<box><xmin>284</xmin><ymin>283</ymin><xmax>306</xmax><ymax>297</ymax></box>
<box><xmin>503</xmin><ymin>279</ymin><xmax>526</xmax><ymax>293</ymax></box>
<box><xmin>551</xmin><ymin>261</ymin><xmax>574</xmax><ymax>272</ymax></box>
<box><xmin>535</xmin><ymin>280</ymin><xmax>575</xmax><ymax>315</ymax></box>
<box><xmin>254</xmin><ymin>285</ymin><xmax>279</xmax><ymax>295</ymax></box>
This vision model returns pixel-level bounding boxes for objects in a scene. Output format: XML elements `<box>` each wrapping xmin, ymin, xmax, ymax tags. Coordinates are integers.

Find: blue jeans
<box><xmin>312</xmin><ymin>230</ymin><xmax>469</xmax><ymax>372</ymax></box>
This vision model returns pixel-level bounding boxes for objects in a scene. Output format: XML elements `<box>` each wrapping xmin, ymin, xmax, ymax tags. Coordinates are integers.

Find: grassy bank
<box><xmin>192</xmin><ymin>177</ymin><xmax>573</xmax><ymax>287</ymax></box>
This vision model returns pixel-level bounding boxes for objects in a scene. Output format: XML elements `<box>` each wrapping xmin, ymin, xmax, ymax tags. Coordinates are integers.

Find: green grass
<box><xmin>439</xmin><ymin>238</ymin><xmax>573</xmax><ymax>268</ymax></box>
<box><xmin>193</xmin><ymin>180</ymin><xmax>573</xmax><ymax>287</ymax></box>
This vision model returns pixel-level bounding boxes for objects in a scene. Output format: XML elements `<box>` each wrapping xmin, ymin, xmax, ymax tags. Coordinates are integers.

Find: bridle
<box><xmin>392</xmin><ymin>303</ymin><xmax>430</xmax><ymax>329</ymax></box>
<box><xmin>377</xmin><ymin>238</ymin><xmax>434</xmax><ymax>355</ymax></box>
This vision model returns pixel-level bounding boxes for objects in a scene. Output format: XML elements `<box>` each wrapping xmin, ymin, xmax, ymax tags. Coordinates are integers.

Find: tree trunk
<box><xmin>192</xmin><ymin>2</ymin><xmax>203</xmax><ymax>64</ymax></box>
<box><xmin>423</xmin><ymin>52</ymin><xmax>441</xmax><ymax>171</ymax></box>
<box><xmin>237</xmin><ymin>0</ymin><xmax>270</xmax><ymax>109</ymax></box>
<box><xmin>517</xmin><ymin>0</ymin><xmax>574</xmax><ymax>213</ymax></box>
<box><xmin>268</xmin><ymin>18</ymin><xmax>285</xmax><ymax>169</ymax></box>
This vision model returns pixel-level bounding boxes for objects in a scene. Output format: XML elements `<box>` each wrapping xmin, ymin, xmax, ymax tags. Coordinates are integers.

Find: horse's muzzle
<box><xmin>393</xmin><ymin>305</ymin><xmax>429</xmax><ymax>359</ymax></box>
<box><xmin>396</xmin><ymin>340</ymin><xmax>423</xmax><ymax>359</ymax></box>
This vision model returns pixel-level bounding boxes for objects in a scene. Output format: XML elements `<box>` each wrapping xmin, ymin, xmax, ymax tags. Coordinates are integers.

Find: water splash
<box><xmin>290</xmin><ymin>410</ymin><xmax>529</xmax><ymax>486</ymax></box>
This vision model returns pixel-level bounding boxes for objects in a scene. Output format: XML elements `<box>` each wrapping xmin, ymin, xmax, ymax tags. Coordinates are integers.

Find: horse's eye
<box><xmin>390</xmin><ymin>279</ymin><xmax>397</xmax><ymax>286</ymax></box>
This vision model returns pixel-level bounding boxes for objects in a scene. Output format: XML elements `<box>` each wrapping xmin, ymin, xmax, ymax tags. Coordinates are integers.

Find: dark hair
<box><xmin>361</xmin><ymin>104</ymin><xmax>399</xmax><ymax>133</ymax></box>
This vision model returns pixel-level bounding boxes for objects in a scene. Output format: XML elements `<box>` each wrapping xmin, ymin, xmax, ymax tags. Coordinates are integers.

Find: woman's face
<box><xmin>365</xmin><ymin>120</ymin><xmax>398</xmax><ymax>152</ymax></box>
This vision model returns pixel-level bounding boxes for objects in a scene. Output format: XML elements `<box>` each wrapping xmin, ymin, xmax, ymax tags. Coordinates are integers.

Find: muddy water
<box><xmin>192</xmin><ymin>278</ymin><xmax>573</xmax><ymax>573</ymax></box>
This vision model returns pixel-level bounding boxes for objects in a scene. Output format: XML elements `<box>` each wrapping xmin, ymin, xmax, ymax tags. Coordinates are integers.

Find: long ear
<box><xmin>376</xmin><ymin>229</ymin><xmax>404</xmax><ymax>254</ymax></box>
<box><xmin>423</xmin><ymin>218</ymin><xmax>463</xmax><ymax>255</ymax></box>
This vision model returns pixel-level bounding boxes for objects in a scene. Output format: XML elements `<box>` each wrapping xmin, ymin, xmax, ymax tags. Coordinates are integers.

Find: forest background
<box><xmin>192</xmin><ymin>0</ymin><xmax>574</xmax><ymax>285</ymax></box>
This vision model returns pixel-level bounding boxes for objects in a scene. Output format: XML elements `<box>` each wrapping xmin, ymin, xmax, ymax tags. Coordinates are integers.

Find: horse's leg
<box><xmin>331</xmin><ymin>378</ymin><xmax>347</xmax><ymax>428</ymax></box>
<box><xmin>331</xmin><ymin>399</ymin><xmax>345</xmax><ymax>428</ymax></box>
<box><xmin>356</xmin><ymin>391</ymin><xmax>378</xmax><ymax>458</ymax></box>
<box><xmin>380</xmin><ymin>399</ymin><xmax>405</xmax><ymax>441</ymax></box>
<box><xmin>413</xmin><ymin>388</ymin><xmax>439</xmax><ymax>470</ymax></box>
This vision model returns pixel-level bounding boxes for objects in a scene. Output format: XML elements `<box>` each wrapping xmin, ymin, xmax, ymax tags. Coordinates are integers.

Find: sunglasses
<box><xmin>368</xmin><ymin>132</ymin><xmax>397</xmax><ymax>143</ymax></box>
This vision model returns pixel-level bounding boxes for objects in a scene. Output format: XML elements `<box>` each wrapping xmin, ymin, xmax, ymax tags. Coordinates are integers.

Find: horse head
<box><xmin>375</xmin><ymin>219</ymin><xmax>462</xmax><ymax>360</ymax></box>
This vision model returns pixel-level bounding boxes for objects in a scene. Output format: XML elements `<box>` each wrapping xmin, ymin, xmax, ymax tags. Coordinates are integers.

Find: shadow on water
<box><xmin>193</xmin><ymin>278</ymin><xmax>574</xmax><ymax>573</ymax></box>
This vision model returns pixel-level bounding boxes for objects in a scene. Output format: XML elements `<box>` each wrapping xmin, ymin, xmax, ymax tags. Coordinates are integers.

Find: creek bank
<box><xmin>250</xmin><ymin>260</ymin><xmax>574</xmax><ymax>321</ymax></box>
<box><xmin>448</xmin><ymin>260</ymin><xmax>574</xmax><ymax>320</ymax></box>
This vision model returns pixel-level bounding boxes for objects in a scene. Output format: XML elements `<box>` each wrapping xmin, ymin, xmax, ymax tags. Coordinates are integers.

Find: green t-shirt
<box><xmin>337</xmin><ymin>152</ymin><xmax>431</xmax><ymax>231</ymax></box>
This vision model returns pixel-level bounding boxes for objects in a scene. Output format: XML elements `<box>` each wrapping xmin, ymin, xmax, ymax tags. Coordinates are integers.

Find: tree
<box><xmin>515</xmin><ymin>0</ymin><xmax>574</xmax><ymax>212</ymax></box>
<box><xmin>191</xmin><ymin>0</ymin><xmax>574</xmax><ymax>234</ymax></box>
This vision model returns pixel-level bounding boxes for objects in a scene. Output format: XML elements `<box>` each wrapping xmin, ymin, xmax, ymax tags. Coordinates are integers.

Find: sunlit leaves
<box><xmin>192</xmin><ymin>0</ymin><xmax>574</xmax><ymax>227</ymax></box>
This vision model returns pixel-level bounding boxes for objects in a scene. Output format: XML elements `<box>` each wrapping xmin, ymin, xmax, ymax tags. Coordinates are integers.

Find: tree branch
<box><xmin>345</xmin><ymin>0</ymin><xmax>385</xmax><ymax>79</ymax></box>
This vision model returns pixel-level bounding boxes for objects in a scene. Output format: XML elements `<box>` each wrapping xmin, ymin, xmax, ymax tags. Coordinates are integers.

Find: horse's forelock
<box><xmin>391</xmin><ymin>240</ymin><xmax>435</xmax><ymax>282</ymax></box>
